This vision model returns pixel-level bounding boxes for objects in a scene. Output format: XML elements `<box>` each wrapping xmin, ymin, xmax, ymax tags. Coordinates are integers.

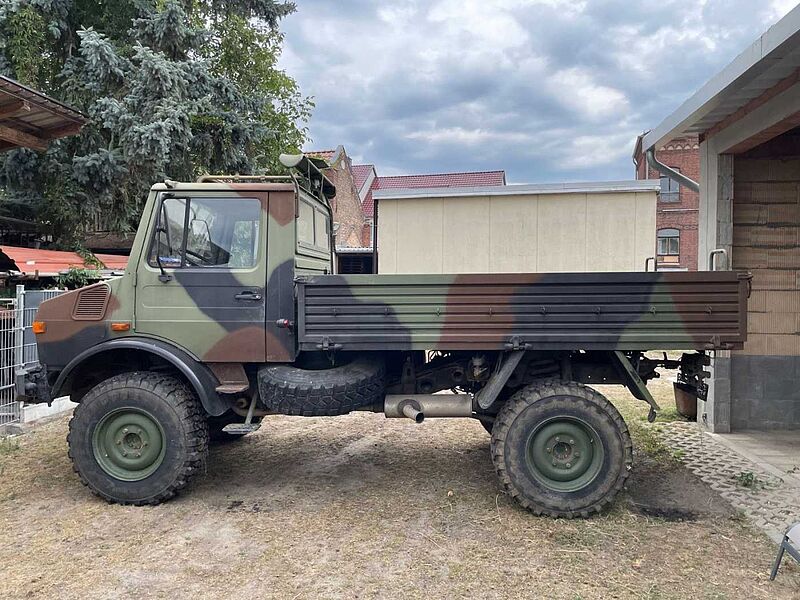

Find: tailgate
<box><xmin>296</xmin><ymin>271</ymin><xmax>750</xmax><ymax>352</ymax></box>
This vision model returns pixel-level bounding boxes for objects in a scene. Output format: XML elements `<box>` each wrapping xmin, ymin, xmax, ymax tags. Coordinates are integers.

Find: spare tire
<box><xmin>258</xmin><ymin>354</ymin><xmax>385</xmax><ymax>416</ymax></box>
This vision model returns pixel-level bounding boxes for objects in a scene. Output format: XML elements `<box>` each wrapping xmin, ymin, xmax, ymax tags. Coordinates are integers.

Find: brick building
<box><xmin>305</xmin><ymin>146</ymin><xmax>367</xmax><ymax>250</ymax></box>
<box><xmin>633</xmin><ymin>134</ymin><xmax>700</xmax><ymax>270</ymax></box>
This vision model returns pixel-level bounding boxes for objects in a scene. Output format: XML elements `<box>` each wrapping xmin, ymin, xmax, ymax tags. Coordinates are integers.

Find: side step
<box><xmin>221</xmin><ymin>391</ymin><xmax>260</xmax><ymax>435</ymax></box>
<box><xmin>222</xmin><ymin>423</ymin><xmax>261</xmax><ymax>435</ymax></box>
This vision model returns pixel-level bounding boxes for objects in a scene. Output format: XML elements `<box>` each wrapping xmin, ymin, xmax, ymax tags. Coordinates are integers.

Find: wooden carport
<box><xmin>0</xmin><ymin>75</ymin><xmax>87</xmax><ymax>152</ymax></box>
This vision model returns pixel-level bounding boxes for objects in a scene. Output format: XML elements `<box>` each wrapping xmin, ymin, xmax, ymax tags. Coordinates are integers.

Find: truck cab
<box><xmin>29</xmin><ymin>156</ymin><xmax>335</xmax><ymax>405</ymax></box>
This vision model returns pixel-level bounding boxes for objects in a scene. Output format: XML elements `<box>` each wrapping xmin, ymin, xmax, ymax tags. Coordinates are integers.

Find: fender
<box><xmin>52</xmin><ymin>338</ymin><xmax>229</xmax><ymax>416</ymax></box>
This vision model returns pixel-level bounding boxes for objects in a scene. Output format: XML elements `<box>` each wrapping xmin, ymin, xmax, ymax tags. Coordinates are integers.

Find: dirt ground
<box><xmin>1</xmin><ymin>379</ymin><xmax>798</xmax><ymax>599</ymax></box>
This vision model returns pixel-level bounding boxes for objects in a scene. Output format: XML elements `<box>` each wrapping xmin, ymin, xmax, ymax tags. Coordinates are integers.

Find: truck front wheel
<box><xmin>67</xmin><ymin>372</ymin><xmax>209</xmax><ymax>505</ymax></box>
<box><xmin>491</xmin><ymin>380</ymin><xmax>632</xmax><ymax>518</ymax></box>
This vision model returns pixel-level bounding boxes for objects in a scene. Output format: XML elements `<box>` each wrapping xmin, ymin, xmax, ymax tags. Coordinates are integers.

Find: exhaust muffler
<box><xmin>384</xmin><ymin>394</ymin><xmax>473</xmax><ymax>422</ymax></box>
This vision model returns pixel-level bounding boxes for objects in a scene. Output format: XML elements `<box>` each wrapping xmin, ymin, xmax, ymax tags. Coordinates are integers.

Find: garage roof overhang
<box><xmin>0</xmin><ymin>75</ymin><xmax>87</xmax><ymax>152</ymax></box>
<box><xmin>641</xmin><ymin>5</ymin><xmax>800</xmax><ymax>152</ymax></box>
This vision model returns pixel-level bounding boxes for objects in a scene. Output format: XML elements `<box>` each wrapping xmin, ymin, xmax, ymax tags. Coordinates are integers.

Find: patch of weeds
<box><xmin>734</xmin><ymin>471</ymin><xmax>762</xmax><ymax>489</ymax></box>
<box><xmin>0</xmin><ymin>437</ymin><xmax>20</xmax><ymax>477</ymax></box>
<box><xmin>655</xmin><ymin>406</ymin><xmax>689</xmax><ymax>423</ymax></box>
<box><xmin>629</xmin><ymin>421</ymin><xmax>682</xmax><ymax>466</ymax></box>
<box><xmin>0</xmin><ymin>436</ymin><xmax>19</xmax><ymax>458</ymax></box>
<box><xmin>552</xmin><ymin>527</ymin><xmax>600</xmax><ymax>549</ymax></box>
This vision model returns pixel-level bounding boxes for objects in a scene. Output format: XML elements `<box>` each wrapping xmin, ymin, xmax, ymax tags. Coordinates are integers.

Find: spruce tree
<box><xmin>0</xmin><ymin>0</ymin><xmax>310</xmax><ymax>246</ymax></box>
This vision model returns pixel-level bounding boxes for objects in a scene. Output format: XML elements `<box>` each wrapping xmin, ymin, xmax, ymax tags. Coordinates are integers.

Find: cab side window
<box><xmin>297</xmin><ymin>199</ymin><xmax>330</xmax><ymax>252</ymax></box>
<box><xmin>149</xmin><ymin>197</ymin><xmax>261</xmax><ymax>269</ymax></box>
<box><xmin>315</xmin><ymin>209</ymin><xmax>330</xmax><ymax>250</ymax></box>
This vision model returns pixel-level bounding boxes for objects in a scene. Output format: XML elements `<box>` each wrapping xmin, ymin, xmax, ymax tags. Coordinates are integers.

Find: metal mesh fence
<box><xmin>0</xmin><ymin>295</ymin><xmax>19</xmax><ymax>427</ymax></box>
<box><xmin>0</xmin><ymin>286</ymin><xmax>65</xmax><ymax>430</ymax></box>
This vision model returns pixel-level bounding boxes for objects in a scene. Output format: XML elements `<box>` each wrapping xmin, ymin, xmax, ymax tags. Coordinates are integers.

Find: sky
<box><xmin>280</xmin><ymin>0</ymin><xmax>799</xmax><ymax>183</ymax></box>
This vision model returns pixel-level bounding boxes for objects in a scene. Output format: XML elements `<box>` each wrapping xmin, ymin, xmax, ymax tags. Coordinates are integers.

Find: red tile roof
<box><xmin>362</xmin><ymin>170</ymin><xmax>506</xmax><ymax>217</ymax></box>
<box><xmin>0</xmin><ymin>246</ymin><xmax>128</xmax><ymax>276</ymax></box>
<box><xmin>351</xmin><ymin>164</ymin><xmax>375</xmax><ymax>194</ymax></box>
<box><xmin>377</xmin><ymin>171</ymin><xmax>506</xmax><ymax>189</ymax></box>
<box><xmin>304</xmin><ymin>149</ymin><xmax>336</xmax><ymax>161</ymax></box>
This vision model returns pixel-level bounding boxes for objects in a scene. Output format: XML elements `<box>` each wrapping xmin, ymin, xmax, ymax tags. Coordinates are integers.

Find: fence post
<box><xmin>14</xmin><ymin>285</ymin><xmax>25</xmax><ymax>370</ymax></box>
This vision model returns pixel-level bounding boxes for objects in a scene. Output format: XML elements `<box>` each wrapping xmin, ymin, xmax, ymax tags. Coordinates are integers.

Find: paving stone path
<box><xmin>648</xmin><ymin>421</ymin><xmax>799</xmax><ymax>544</ymax></box>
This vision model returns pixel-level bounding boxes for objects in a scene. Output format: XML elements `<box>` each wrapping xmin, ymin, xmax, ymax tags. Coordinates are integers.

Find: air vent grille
<box><xmin>72</xmin><ymin>285</ymin><xmax>111</xmax><ymax>321</ymax></box>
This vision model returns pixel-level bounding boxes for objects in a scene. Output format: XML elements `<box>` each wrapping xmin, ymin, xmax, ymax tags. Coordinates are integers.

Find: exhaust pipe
<box><xmin>401</xmin><ymin>402</ymin><xmax>425</xmax><ymax>423</ymax></box>
<box><xmin>384</xmin><ymin>394</ymin><xmax>473</xmax><ymax>422</ymax></box>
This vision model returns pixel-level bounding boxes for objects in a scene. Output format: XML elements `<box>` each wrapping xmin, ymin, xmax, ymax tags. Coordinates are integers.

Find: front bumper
<box><xmin>15</xmin><ymin>364</ymin><xmax>53</xmax><ymax>405</ymax></box>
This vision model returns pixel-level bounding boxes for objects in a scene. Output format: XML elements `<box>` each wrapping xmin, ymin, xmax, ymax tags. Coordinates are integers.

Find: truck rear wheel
<box><xmin>491</xmin><ymin>380</ymin><xmax>632</xmax><ymax>518</ymax></box>
<box><xmin>68</xmin><ymin>372</ymin><xmax>209</xmax><ymax>505</ymax></box>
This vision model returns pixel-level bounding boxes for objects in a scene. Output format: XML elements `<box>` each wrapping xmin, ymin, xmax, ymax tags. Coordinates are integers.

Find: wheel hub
<box><xmin>92</xmin><ymin>408</ymin><xmax>166</xmax><ymax>481</ymax></box>
<box><xmin>526</xmin><ymin>418</ymin><xmax>605</xmax><ymax>492</ymax></box>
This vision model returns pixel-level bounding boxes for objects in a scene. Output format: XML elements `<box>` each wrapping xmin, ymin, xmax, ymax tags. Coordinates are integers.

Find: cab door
<box><xmin>134</xmin><ymin>192</ymin><xmax>268</xmax><ymax>363</ymax></box>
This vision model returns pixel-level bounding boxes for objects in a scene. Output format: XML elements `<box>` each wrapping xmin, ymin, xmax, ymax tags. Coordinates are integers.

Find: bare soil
<box><xmin>1</xmin><ymin>381</ymin><xmax>798</xmax><ymax>599</ymax></box>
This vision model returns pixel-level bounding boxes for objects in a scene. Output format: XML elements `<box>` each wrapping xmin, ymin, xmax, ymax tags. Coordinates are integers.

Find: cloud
<box><xmin>767</xmin><ymin>0</ymin><xmax>799</xmax><ymax>22</ymax></box>
<box><xmin>547</xmin><ymin>68</ymin><xmax>629</xmax><ymax>121</ymax></box>
<box><xmin>280</xmin><ymin>0</ymin><xmax>796</xmax><ymax>183</ymax></box>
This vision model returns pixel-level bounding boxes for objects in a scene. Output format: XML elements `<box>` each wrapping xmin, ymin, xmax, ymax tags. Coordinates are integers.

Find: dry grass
<box><xmin>0</xmin><ymin>377</ymin><xmax>798</xmax><ymax>599</ymax></box>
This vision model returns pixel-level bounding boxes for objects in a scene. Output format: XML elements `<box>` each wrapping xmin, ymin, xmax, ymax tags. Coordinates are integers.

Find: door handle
<box><xmin>235</xmin><ymin>290</ymin><xmax>263</xmax><ymax>302</ymax></box>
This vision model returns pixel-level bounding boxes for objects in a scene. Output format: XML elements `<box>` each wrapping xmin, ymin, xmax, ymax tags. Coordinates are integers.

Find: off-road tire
<box><xmin>491</xmin><ymin>380</ymin><xmax>632</xmax><ymax>518</ymax></box>
<box><xmin>258</xmin><ymin>355</ymin><xmax>385</xmax><ymax>416</ymax></box>
<box><xmin>208</xmin><ymin>412</ymin><xmax>262</xmax><ymax>444</ymax></box>
<box><xmin>68</xmin><ymin>372</ymin><xmax>209</xmax><ymax>505</ymax></box>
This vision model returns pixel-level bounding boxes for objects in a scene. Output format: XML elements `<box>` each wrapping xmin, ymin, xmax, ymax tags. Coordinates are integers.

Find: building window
<box><xmin>660</xmin><ymin>169</ymin><xmax>681</xmax><ymax>202</ymax></box>
<box><xmin>657</xmin><ymin>228</ymin><xmax>680</xmax><ymax>257</ymax></box>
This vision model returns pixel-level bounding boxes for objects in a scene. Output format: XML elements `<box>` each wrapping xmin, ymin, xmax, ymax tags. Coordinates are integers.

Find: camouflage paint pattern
<box><xmin>296</xmin><ymin>271</ymin><xmax>750</xmax><ymax>352</ymax></box>
<box><xmin>33</xmin><ymin>178</ymin><xmax>750</xmax><ymax>394</ymax></box>
<box><xmin>35</xmin><ymin>181</ymin><xmax>330</xmax><ymax>371</ymax></box>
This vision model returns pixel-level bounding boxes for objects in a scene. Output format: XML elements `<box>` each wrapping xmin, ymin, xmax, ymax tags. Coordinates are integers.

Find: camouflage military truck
<box><xmin>18</xmin><ymin>154</ymin><xmax>751</xmax><ymax>517</ymax></box>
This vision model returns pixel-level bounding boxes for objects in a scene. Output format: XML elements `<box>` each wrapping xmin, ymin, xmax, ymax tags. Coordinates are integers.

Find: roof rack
<box><xmin>196</xmin><ymin>174</ymin><xmax>294</xmax><ymax>183</ymax></box>
<box><xmin>279</xmin><ymin>154</ymin><xmax>337</xmax><ymax>204</ymax></box>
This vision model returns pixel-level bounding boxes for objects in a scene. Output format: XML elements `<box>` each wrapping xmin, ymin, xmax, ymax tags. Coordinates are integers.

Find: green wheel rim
<box><xmin>92</xmin><ymin>408</ymin><xmax>166</xmax><ymax>482</ymax></box>
<box><xmin>525</xmin><ymin>417</ymin><xmax>605</xmax><ymax>493</ymax></box>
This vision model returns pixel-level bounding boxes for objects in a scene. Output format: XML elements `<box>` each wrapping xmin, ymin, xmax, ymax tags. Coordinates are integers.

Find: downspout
<box><xmin>646</xmin><ymin>148</ymin><xmax>699</xmax><ymax>193</ymax></box>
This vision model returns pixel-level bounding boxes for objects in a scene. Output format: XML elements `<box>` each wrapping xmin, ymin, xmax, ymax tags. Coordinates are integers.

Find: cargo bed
<box><xmin>296</xmin><ymin>271</ymin><xmax>750</xmax><ymax>352</ymax></box>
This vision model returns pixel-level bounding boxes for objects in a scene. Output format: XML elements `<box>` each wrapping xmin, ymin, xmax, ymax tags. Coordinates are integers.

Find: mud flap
<box><xmin>610</xmin><ymin>351</ymin><xmax>660</xmax><ymax>422</ymax></box>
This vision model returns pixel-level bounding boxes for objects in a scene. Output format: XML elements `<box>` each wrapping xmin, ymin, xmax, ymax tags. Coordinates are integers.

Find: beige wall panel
<box><xmin>488</xmin><ymin>195</ymin><xmax>539</xmax><ymax>272</ymax></box>
<box><xmin>376</xmin><ymin>199</ymin><xmax>398</xmax><ymax>274</ymax></box>
<box><xmin>585</xmin><ymin>193</ymin><xmax>636</xmax><ymax>271</ymax></box>
<box><xmin>442</xmin><ymin>196</ymin><xmax>491</xmax><ymax>273</ymax></box>
<box><xmin>394</xmin><ymin>198</ymin><xmax>443</xmax><ymax>273</ymax></box>
<box><xmin>378</xmin><ymin>190</ymin><xmax>656</xmax><ymax>275</ymax></box>
<box><xmin>537</xmin><ymin>194</ymin><xmax>587</xmax><ymax>272</ymax></box>
<box><xmin>634</xmin><ymin>192</ymin><xmax>657</xmax><ymax>268</ymax></box>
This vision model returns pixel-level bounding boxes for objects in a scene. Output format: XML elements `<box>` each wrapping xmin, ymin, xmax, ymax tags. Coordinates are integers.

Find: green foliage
<box><xmin>0</xmin><ymin>0</ymin><xmax>310</xmax><ymax>246</ymax></box>
<box><xmin>56</xmin><ymin>266</ymin><xmax>102</xmax><ymax>289</ymax></box>
<box><xmin>6</xmin><ymin>6</ymin><xmax>46</xmax><ymax>85</ymax></box>
<box><xmin>734</xmin><ymin>471</ymin><xmax>762</xmax><ymax>489</ymax></box>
